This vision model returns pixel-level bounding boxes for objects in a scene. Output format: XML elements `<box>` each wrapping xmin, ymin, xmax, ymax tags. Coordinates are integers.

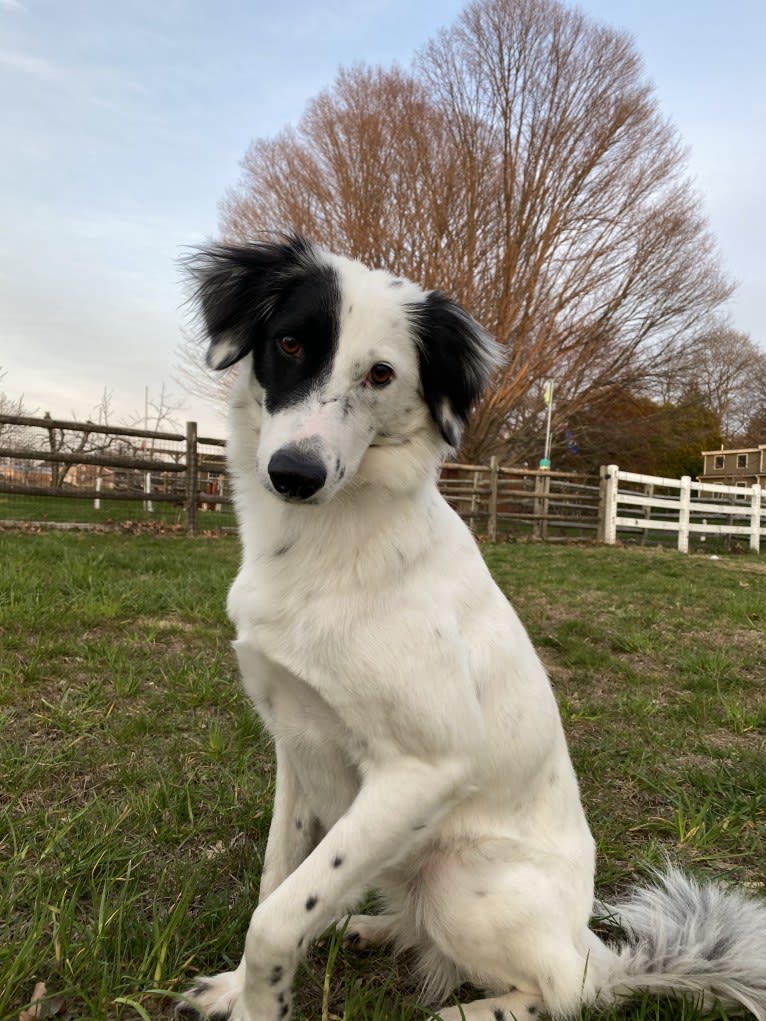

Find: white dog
<box><xmin>180</xmin><ymin>235</ymin><xmax>766</xmax><ymax>1021</ymax></box>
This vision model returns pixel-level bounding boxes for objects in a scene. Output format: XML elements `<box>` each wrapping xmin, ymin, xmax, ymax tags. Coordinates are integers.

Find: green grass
<box><xmin>1</xmin><ymin>535</ymin><xmax>764</xmax><ymax>1021</ymax></box>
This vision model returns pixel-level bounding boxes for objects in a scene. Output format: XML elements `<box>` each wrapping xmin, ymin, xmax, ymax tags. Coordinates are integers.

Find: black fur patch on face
<box><xmin>188</xmin><ymin>235</ymin><xmax>341</xmax><ymax>412</ymax></box>
<box><xmin>255</xmin><ymin>267</ymin><xmax>341</xmax><ymax>414</ymax></box>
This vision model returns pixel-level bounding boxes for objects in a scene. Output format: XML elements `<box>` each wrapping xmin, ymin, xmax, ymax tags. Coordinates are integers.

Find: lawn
<box><xmin>1</xmin><ymin>533</ymin><xmax>764</xmax><ymax>1021</ymax></box>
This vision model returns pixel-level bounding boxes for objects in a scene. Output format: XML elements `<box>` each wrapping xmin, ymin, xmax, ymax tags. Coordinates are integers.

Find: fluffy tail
<box><xmin>593</xmin><ymin>867</ymin><xmax>766</xmax><ymax>1020</ymax></box>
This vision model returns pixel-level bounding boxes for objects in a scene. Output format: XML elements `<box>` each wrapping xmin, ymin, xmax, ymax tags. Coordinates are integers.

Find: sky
<box><xmin>1</xmin><ymin>0</ymin><xmax>765</xmax><ymax>437</ymax></box>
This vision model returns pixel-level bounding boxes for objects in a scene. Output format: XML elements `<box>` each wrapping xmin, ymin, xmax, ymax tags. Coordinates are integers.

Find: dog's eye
<box><xmin>278</xmin><ymin>336</ymin><xmax>303</xmax><ymax>358</ymax></box>
<box><xmin>367</xmin><ymin>363</ymin><xmax>395</xmax><ymax>387</ymax></box>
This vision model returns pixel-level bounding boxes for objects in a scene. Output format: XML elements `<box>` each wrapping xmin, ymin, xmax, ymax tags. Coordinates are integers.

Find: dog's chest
<box><xmin>235</xmin><ymin>638</ymin><xmax>363</xmax><ymax>829</ymax></box>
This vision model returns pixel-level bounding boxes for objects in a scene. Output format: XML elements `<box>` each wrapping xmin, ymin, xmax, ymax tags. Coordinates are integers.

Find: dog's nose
<box><xmin>268</xmin><ymin>447</ymin><xmax>327</xmax><ymax>500</ymax></box>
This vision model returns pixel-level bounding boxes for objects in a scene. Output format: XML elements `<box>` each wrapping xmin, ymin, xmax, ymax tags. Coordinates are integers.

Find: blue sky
<box><xmin>1</xmin><ymin>0</ymin><xmax>764</xmax><ymax>435</ymax></box>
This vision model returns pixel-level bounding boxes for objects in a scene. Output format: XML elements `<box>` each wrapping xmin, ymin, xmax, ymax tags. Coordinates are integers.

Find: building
<box><xmin>699</xmin><ymin>445</ymin><xmax>766</xmax><ymax>490</ymax></box>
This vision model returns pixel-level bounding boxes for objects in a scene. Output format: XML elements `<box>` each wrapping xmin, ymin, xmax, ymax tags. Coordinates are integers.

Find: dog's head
<box><xmin>190</xmin><ymin>234</ymin><xmax>500</xmax><ymax>504</ymax></box>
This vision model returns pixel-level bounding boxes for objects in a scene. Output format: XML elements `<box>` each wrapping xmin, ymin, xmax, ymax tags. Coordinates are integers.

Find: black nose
<box><xmin>268</xmin><ymin>447</ymin><xmax>327</xmax><ymax>500</ymax></box>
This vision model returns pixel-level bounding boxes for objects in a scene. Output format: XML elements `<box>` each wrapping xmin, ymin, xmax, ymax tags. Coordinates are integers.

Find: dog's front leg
<box><xmin>258</xmin><ymin>742</ymin><xmax>318</xmax><ymax>904</ymax></box>
<box><xmin>227</xmin><ymin>755</ymin><xmax>473</xmax><ymax>1021</ymax></box>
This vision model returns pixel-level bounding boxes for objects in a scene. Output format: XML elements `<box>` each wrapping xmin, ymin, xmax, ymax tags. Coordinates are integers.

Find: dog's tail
<box><xmin>591</xmin><ymin>867</ymin><xmax>766</xmax><ymax>1020</ymax></box>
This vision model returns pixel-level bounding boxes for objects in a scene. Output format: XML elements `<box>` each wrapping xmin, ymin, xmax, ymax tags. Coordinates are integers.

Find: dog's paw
<box><xmin>435</xmin><ymin>994</ymin><xmax>544</xmax><ymax>1021</ymax></box>
<box><xmin>175</xmin><ymin>971</ymin><xmax>292</xmax><ymax>1021</ymax></box>
<box><xmin>342</xmin><ymin>913</ymin><xmax>395</xmax><ymax>951</ymax></box>
<box><xmin>175</xmin><ymin>971</ymin><xmax>242</xmax><ymax>1021</ymax></box>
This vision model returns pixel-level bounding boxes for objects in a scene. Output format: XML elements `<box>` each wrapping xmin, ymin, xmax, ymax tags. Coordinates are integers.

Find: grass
<box><xmin>1</xmin><ymin>534</ymin><xmax>764</xmax><ymax>1021</ymax></box>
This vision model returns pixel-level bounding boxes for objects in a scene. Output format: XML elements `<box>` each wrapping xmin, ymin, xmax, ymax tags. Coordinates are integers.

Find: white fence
<box><xmin>600</xmin><ymin>465</ymin><xmax>765</xmax><ymax>553</ymax></box>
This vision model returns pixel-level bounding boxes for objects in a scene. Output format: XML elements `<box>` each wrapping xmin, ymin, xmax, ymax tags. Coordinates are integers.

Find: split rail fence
<box><xmin>0</xmin><ymin>414</ymin><xmax>229</xmax><ymax>534</ymax></box>
<box><xmin>1</xmin><ymin>414</ymin><xmax>763</xmax><ymax>551</ymax></box>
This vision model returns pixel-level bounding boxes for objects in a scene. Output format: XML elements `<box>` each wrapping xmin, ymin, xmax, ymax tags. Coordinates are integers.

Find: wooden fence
<box><xmin>1</xmin><ymin>414</ymin><xmax>763</xmax><ymax>550</ymax></box>
<box><xmin>0</xmin><ymin>414</ymin><xmax>228</xmax><ymax>535</ymax></box>
<box><xmin>440</xmin><ymin>457</ymin><xmax>599</xmax><ymax>541</ymax></box>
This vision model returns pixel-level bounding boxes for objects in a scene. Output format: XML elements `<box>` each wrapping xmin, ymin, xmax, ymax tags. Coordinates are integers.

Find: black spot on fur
<box><xmin>332</xmin><ymin>855</ymin><xmax>344</xmax><ymax>868</ymax></box>
<box><xmin>274</xmin><ymin>543</ymin><xmax>293</xmax><ymax>557</ymax></box>
<box><xmin>297</xmin><ymin>935</ymin><xmax>305</xmax><ymax>948</ymax></box>
<box><xmin>709</xmin><ymin>932</ymin><xmax>735</xmax><ymax>959</ymax></box>
<box><xmin>389</xmin><ymin>279</ymin><xmax>404</xmax><ymax>288</ymax></box>
<box><xmin>295</xmin><ymin>818</ymin><xmax>303</xmax><ymax>830</ymax></box>
<box><xmin>305</xmin><ymin>894</ymin><xmax>318</xmax><ymax>910</ymax></box>
<box><xmin>270</xmin><ymin>965</ymin><xmax>283</xmax><ymax>985</ymax></box>
<box><xmin>412</xmin><ymin>823</ymin><xmax>427</xmax><ymax>831</ymax></box>
<box><xmin>475</xmin><ymin>889</ymin><xmax>487</xmax><ymax>897</ymax></box>
<box><xmin>174</xmin><ymin>1003</ymin><xmax>204</xmax><ymax>1020</ymax></box>
<box><xmin>508</xmin><ymin>986</ymin><xmax>517</xmax><ymax>993</ymax></box>
<box><xmin>338</xmin><ymin>465</ymin><xmax>346</xmax><ymax>479</ymax></box>
<box><xmin>494</xmin><ymin>1010</ymin><xmax>505</xmax><ymax>1021</ymax></box>
<box><xmin>527</xmin><ymin>1006</ymin><xmax>538</xmax><ymax>1015</ymax></box>
<box><xmin>279</xmin><ymin>1001</ymin><xmax>289</xmax><ymax>1019</ymax></box>
<box><xmin>277</xmin><ymin>992</ymin><xmax>285</xmax><ymax>1004</ymax></box>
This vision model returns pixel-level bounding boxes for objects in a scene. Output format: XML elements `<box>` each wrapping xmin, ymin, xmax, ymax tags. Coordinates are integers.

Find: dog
<box><xmin>179</xmin><ymin>234</ymin><xmax>766</xmax><ymax>1021</ymax></box>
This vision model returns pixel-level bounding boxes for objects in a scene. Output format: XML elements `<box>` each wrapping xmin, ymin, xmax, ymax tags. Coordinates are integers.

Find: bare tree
<box><xmin>213</xmin><ymin>0</ymin><xmax>734</xmax><ymax>465</ymax></box>
<box><xmin>125</xmin><ymin>383</ymin><xmax>183</xmax><ymax>436</ymax></box>
<box><xmin>0</xmin><ymin>370</ymin><xmax>30</xmax><ymax>446</ymax></box>
<box><xmin>679</xmin><ymin>320</ymin><xmax>766</xmax><ymax>442</ymax></box>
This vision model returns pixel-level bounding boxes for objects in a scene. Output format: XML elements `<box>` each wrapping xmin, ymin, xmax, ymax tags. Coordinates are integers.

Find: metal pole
<box><xmin>540</xmin><ymin>380</ymin><xmax>554</xmax><ymax>470</ymax></box>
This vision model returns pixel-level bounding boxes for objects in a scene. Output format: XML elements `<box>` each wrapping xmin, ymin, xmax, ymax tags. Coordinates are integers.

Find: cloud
<box><xmin>0</xmin><ymin>47</ymin><xmax>60</xmax><ymax>79</ymax></box>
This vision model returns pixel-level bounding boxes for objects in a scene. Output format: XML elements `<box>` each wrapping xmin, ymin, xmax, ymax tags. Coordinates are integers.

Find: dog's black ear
<box><xmin>409</xmin><ymin>292</ymin><xmax>502</xmax><ymax>448</ymax></box>
<box><xmin>188</xmin><ymin>235</ymin><xmax>317</xmax><ymax>370</ymax></box>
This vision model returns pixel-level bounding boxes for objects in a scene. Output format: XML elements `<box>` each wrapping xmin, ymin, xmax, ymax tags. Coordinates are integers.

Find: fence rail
<box><xmin>440</xmin><ymin>458</ymin><xmax>599</xmax><ymax>541</ymax></box>
<box><xmin>0</xmin><ymin>413</ymin><xmax>229</xmax><ymax>534</ymax></box>
<box><xmin>601</xmin><ymin>465</ymin><xmax>765</xmax><ymax>553</ymax></box>
<box><xmin>1</xmin><ymin>414</ymin><xmax>763</xmax><ymax>551</ymax></box>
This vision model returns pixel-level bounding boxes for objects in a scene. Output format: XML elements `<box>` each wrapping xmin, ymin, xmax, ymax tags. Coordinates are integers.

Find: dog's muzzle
<box><xmin>267</xmin><ymin>445</ymin><xmax>327</xmax><ymax>501</ymax></box>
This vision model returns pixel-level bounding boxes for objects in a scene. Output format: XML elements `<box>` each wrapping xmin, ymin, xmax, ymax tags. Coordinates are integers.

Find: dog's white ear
<box><xmin>410</xmin><ymin>293</ymin><xmax>503</xmax><ymax>448</ymax></box>
<box><xmin>188</xmin><ymin>235</ymin><xmax>316</xmax><ymax>370</ymax></box>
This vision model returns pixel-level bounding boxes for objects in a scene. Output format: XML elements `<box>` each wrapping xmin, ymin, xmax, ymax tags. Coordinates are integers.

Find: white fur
<box><xmin>180</xmin><ymin>250</ymin><xmax>766</xmax><ymax>1021</ymax></box>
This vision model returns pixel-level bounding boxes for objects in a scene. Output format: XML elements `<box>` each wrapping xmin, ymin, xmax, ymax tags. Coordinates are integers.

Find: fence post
<box><xmin>641</xmin><ymin>483</ymin><xmax>653</xmax><ymax>546</ymax></box>
<box><xmin>488</xmin><ymin>456</ymin><xmax>499</xmax><ymax>542</ymax></box>
<box><xmin>468</xmin><ymin>470</ymin><xmax>479</xmax><ymax>533</ymax></box>
<box><xmin>185</xmin><ymin>421</ymin><xmax>198</xmax><ymax>536</ymax></box>
<box><xmin>143</xmin><ymin>471</ymin><xmax>153</xmax><ymax>513</ymax></box>
<box><xmin>678</xmin><ymin>475</ymin><xmax>691</xmax><ymax>553</ymax></box>
<box><xmin>533</xmin><ymin>472</ymin><xmax>550</xmax><ymax>540</ymax></box>
<box><xmin>750</xmin><ymin>484</ymin><xmax>762</xmax><ymax>553</ymax></box>
<box><xmin>599</xmin><ymin>464</ymin><xmax>619</xmax><ymax>544</ymax></box>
